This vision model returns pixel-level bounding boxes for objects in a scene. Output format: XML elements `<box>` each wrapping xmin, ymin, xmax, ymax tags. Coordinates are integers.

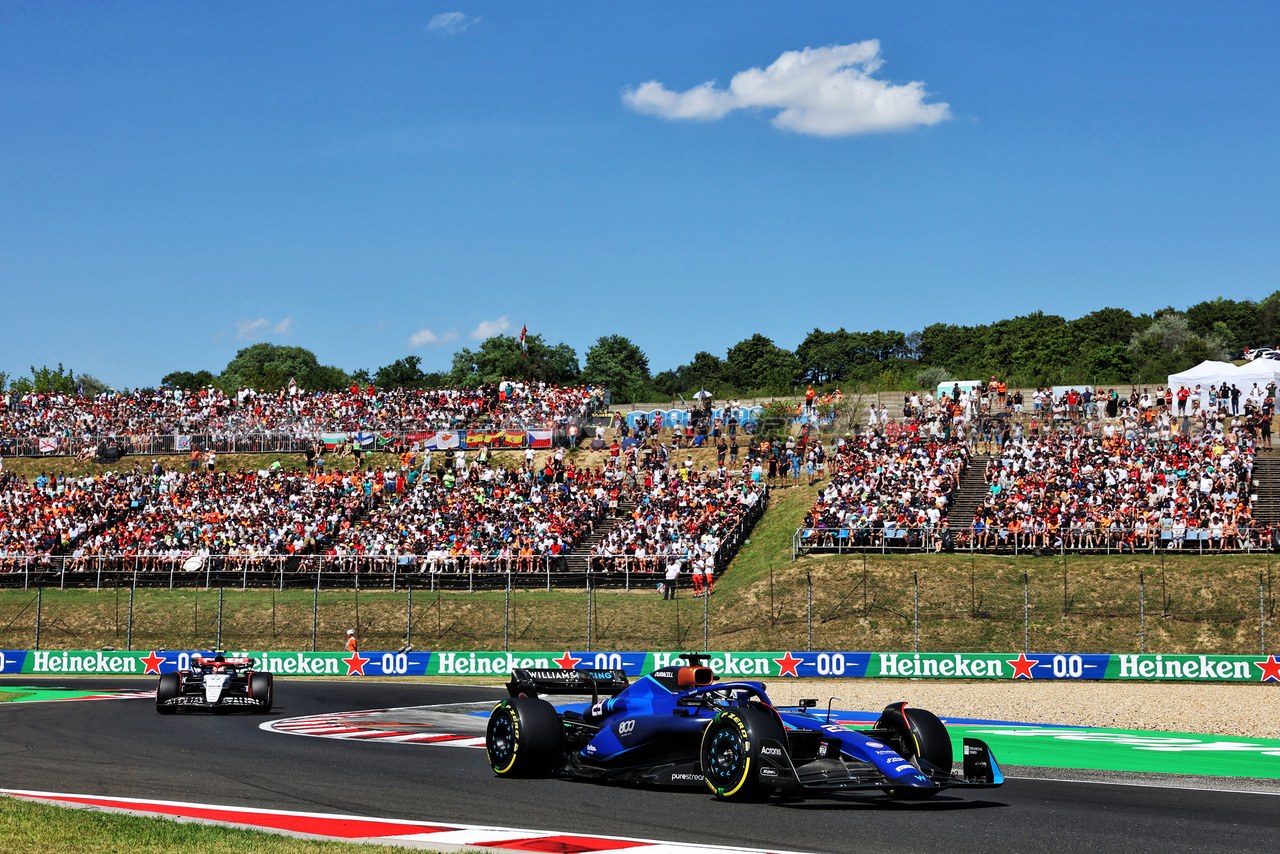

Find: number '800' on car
<box><xmin>154</xmin><ymin>653</ymin><xmax>274</xmax><ymax>714</ymax></box>
<box><xmin>485</xmin><ymin>654</ymin><xmax>1002</xmax><ymax>801</ymax></box>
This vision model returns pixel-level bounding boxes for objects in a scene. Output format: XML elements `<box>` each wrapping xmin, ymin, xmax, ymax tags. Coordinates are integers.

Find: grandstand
<box><xmin>4</xmin><ymin>379</ymin><xmax>1280</xmax><ymax>589</ymax></box>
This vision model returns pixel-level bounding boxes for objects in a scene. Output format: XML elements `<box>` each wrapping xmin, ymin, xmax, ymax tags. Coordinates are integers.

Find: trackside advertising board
<box><xmin>4</xmin><ymin>650</ymin><xmax>1280</xmax><ymax>682</ymax></box>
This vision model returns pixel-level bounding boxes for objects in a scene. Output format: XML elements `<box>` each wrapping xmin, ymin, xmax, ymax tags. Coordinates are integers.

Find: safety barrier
<box><xmin>3</xmin><ymin>648</ymin><xmax>1276</xmax><ymax>682</ymax></box>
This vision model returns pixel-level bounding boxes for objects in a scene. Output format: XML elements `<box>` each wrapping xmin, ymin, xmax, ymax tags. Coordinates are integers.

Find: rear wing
<box><xmin>506</xmin><ymin>668</ymin><xmax>629</xmax><ymax>702</ymax></box>
<box><xmin>193</xmin><ymin>656</ymin><xmax>256</xmax><ymax>668</ymax></box>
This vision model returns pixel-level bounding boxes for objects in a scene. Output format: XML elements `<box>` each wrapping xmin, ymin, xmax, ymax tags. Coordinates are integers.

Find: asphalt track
<box><xmin>3</xmin><ymin>678</ymin><xmax>1280</xmax><ymax>853</ymax></box>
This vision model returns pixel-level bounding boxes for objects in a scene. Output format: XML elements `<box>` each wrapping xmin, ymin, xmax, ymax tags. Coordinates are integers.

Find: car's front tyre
<box><xmin>700</xmin><ymin>706</ymin><xmax>785</xmax><ymax>801</ymax></box>
<box><xmin>249</xmin><ymin>672</ymin><xmax>273</xmax><ymax>712</ymax></box>
<box><xmin>486</xmin><ymin>697</ymin><xmax>562</xmax><ymax>777</ymax></box>
<box><xmin>155</xmin><ymin>672</ymin><xmax>180</xmax><ymax>714</ymax></box>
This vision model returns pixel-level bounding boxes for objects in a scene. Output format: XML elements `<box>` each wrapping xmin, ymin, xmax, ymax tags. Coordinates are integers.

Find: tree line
<box><xmin>5</xmin><ymin>294</ymin><xmax>1278</xmax><ymax>401</ymax></box>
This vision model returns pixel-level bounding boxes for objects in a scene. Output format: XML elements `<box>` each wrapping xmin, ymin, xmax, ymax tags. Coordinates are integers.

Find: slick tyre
<box><xmin>700</xmin><ymin>706</ymin><xmax>786</xmax><ymax>801</ymax></box>
<box><xmin>886</xmin><ymin>707</ymin><xmax>952</xmax><ymax>799</ymax></box>
<box><xmin>901</xmin><ymin>707</ymin><xmax>952</xmax><ymax>774</ymax></box>
<box><xmin>486</xmin><ymin>697</ymin><xmax>562</xmax><ymax>777</ymax></box>
<box><xmin>155</xmin><ymin>673</ymin><xmax>180</xmax><ymax>714</ymax></box>
<box><xmin>249</xmin><ymin>672</ymin><xmax>273</xmax><ymax>713</ymax></box>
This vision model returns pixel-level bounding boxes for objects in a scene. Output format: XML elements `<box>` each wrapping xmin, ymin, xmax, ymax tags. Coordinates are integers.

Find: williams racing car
<box><xmin>485</xmin><ymin>655</ymin><xmax>1002</xmax><ymax>800</ymax></box>
<box><xmin>155</xmin><ymin>653</ymin><xmax>274</xmax><ymax>714</ymax></box>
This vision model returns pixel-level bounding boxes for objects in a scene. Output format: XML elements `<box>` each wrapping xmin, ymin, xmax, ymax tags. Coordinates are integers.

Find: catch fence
<box><xmin>794</xmin><ymin>525</ymin><xmax>1280</xmax><ymax>558</ymax></box>
<box><xmin>1</xmin><ymin>554</ymin><xmax>1272</xmax><ymax>657</ymax></box>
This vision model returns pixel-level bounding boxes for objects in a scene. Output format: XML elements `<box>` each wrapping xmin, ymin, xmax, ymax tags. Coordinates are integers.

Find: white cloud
<box><xmin>426</xmin><ymin>11</ymin><xmax>480</xmax><ymax>35</ymax></box>
<box><xmin>408</xmin><ymin>327</ymin><xmax>459</xmax><ymax>349</ymax></box>
<box><xmin>235</xmin><ymin>319</ymin><xmax>269</xmax><ymax>340</ymax></box>
<box><xmin>470</xmin><ymin>315</ymin><xmax>510</xmax><ymax>340</ymax></box>
<box><xmin>622</xmin><ymin>41</ymin><xmax>950</xmax><ymax>137</ymax></box>
<box><xmin>234</xmin><ymin>317</ymin><xmax>293</xmax><ymax>340</ymax></box>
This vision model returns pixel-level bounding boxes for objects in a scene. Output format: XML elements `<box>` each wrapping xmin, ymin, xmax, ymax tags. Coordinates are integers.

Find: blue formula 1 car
<box><xmin>485</xmin><ymin>655</ymin><xmax>1003</xmax><ymax>801</ymax></box>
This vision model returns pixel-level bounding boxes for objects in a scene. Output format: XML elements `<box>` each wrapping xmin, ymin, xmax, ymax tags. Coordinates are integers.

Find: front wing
<box><xmin>761</xmin><ymin>735</ymin><xmax>1005</xmax><ymax>795</ymax></box>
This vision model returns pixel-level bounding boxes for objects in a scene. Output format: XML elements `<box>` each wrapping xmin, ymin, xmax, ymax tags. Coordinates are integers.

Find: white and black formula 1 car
<box><xmin>485</xmin><ymin>655</ymin><xmax>1002</xmax><ymax>801</ymax></box>
<box><xmin>155</xmin><ymin>653</ymin><xmax>274</xmax><ymax>714</ymax></box>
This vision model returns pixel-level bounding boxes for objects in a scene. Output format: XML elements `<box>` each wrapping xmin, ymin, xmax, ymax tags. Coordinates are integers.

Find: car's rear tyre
<box><xmin>883</xmin><ymin>706</ymin><xmax>952</xmax><ymax>799</ymax></box>
<box><xmin>249</xmin><ymin>672</ymin><xmax>273</xmax><ymax>712</ymax></box>
<box><xmin>155</xmin><ymin>673</ymin><xmax>180</xmax><ymax>714</ymax></box>
<box><xmin>700</xmin><ymin>706</ymin><xmax>786</xmax><ymax>801</ymax></box>
<box><xmin>486</xmin><ymin>697</ymin><xmax>562</xmax><ymax>777</ymax></box>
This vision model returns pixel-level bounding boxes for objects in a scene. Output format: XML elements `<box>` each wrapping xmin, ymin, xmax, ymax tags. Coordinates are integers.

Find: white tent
<box><xmin>1167</xmin><ymin>360</ymin><xmax>1263</xmax><ymax>413</ymax></box>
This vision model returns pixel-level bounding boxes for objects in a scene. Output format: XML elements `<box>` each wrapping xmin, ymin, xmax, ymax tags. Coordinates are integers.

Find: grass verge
<box><xmin>0</xmin><ymin>691</ymin><xmax>34</xmax><ymax>703</ymax></box>
<box><xmin>0</xmin><ymin>795</ymin><xmax>440</xmax><ymax>854</ymax></box>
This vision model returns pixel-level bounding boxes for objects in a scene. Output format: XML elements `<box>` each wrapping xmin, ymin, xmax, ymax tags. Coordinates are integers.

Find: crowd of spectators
<box><xmin>799</xmin><ymin>430</ymin><xmax>968</xmax><ymax>550</ymax></box>
<box><xmin>588</xmin><ymin>460</ymin><xmax>764</xmax><ymax>579</ymax></box>
<box><xmin>0</xmin><ymin>381</ymin><xmax>604</xmax><ymax>444</ymax></box>
<box><xmin>970</xmin><ymin>427</ymin><xmax>1257</xmax><ymax>552</ymax></box>
<box><xmin>797</xmin><ymin>378</ymin><xmax>1270</xmax><ymax>553</ymax></box>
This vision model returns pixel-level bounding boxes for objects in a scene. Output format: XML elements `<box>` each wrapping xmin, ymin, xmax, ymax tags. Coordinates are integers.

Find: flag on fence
<box><xmin>320</xmin><ymin>433</ymin><xmax>348</xmax><ymax>450</ymax></box>
<box><xmin>175</xmin><ymin>435</ymin><xmax>191</xmax><ymax>451</ymax></box>
<box><xmin>38</xmin><ymin>437</ymin><xmax>61</xmax><ymax>454</ymax></box>
<box><xmin>527</xmin><ymin>429</ymin><xmax>552</xmax><ymax>449</ymax></box>
<box><xmin>353</xmin><ymin>431</ymin><xmax>375</xmax><ymax>449</ymax></box>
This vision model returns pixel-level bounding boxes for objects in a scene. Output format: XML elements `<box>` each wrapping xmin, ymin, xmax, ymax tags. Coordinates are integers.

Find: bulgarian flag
<box><xmin>520</xmin><ymin>324</ymin><xmax>527</xmax><ymax>357</ymax></box>
<box><xmin>320</xmin><ymin>433</ymin><xmax>348</xmax><ymax>450</ymax></box>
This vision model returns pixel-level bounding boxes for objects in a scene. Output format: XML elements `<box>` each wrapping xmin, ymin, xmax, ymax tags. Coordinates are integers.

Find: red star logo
<box><xmin>1254</xmin><ymin>655</ymin><xmax>1280</xmax><ymax>682</ymax></box>
<box><xmin>141</xmin><ymin>650</ymin><xmax>166</xmax><ymax>675</ymax></box>
<box><xmin>342</xmin><ymin>651</ymin><xmax>370</xmax><ymax>676</ymax></box>
<box><xmin>773</xmin><ymin>651</ymin><xmax>803</xmax><ymax>677</ymax></box>
<box><xmin>553</xmin><ymin>651</ymin><xmax>581</xmax><ymax>669</ymax></box>
<box><xmin>1006</xmin><ymin>653</ymin><xmax>1037</xmax><ymax>679</ymax></box>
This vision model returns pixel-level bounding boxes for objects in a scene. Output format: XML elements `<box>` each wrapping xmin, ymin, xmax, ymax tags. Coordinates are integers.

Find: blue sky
<box><xmin>2</xmin><ymin>2</ymin><xmax>1278</xmax><ymax>388</ymax></box>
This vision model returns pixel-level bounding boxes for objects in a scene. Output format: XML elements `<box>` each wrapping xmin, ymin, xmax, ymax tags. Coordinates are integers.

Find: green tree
<box><xmin>725</xmin><ymin>334</ymin><xmax>798</xmax><ymax>393</ymax></box>
<box><xmin>1084</xmin><ymin>344</ymin><xmax>1133</xmax><ymax>382</ymax></box>
<box><xmin>162</xmin><ymin>370</ymin><xmax>217</xmax><ymax>390</ymax></box>
<box><xmin>581</xmin><ymin>335</ymin><xmax>650</xmax><ymax>402</ymax></box>
<box><xmin>680</xmin><ymin>351</ymin><xmax>726</xmax><ymax>394</ymax></box>
<box><xmin>7</xmin><ymin>364</ymin><xmax>78</xmax><ymax>395</ymax></box>
<box><xmin>220</xmin><ymin>344</ymin><xmax>351</xmax><ymax>392</ymax></box>
<box><xmin>1185</xmin><ymin>297</ymin><xmax>1258</xmax><ymax>349</ymax></box>
<box><xmin>375</xmin><ymin>356</ymin><xmax>427</xmax><ymax>389</ymax></box>
<box><xmin>918</xmin><ymin>323</ymin><xmax>982</xmax><ymax>376</ymax></box>
<box><xmin>449</xmin><ymin>334</ymin><xmax>580</xmax><ymax>386</ymax></box>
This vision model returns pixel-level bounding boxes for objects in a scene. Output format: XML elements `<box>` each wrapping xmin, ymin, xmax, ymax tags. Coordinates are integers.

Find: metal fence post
<box><xmin>1023</xmin><ymin>571</ymin><xmax>1029</xmax><ymax>654</ymax></box>
<box><xmin>217</xmin><ymin>586</ymin><xmax>224</xmax><ymax>650</ymax></box>
<box><xmin>127</xmin><ymin>578</ymin><xmax>135</xmax><ymax>652</ymax></box>
<box><xmin>586</xmin><ymin>572</ymin><xmax>593</xmax><ymax>652</ymax></box>
<box><xmin>504</xmin><ymin>571</ymin><xmax>511</xmax><ymax>652</ymax></box>
<box><xmin>704</xmin><ymin>581</ymin><xmax>709</xmax><ymax>653</ymax></box>
<box><xmin>914</xmin><ymin>571</ymin><xmax>919</xmax><ymax>653</ymax></box>
<box><xmin>406</xmin><ymin>584</ymin><xmax>413</xmax><ymax>650</ymax></box>
<box><xmin>806</xmin><ymin>571</ymin><xmax>813</xmax><ymax>653</ymax></box>
<box><xmin>34</xmin><ymin>586</ymin><xmax>41</xmax><ymax>651</ymax></box>
<box><xmin>1262</xmin><ymin>571</ymin><xmax>1266</xmax><ymax>656</ymax></box>
<box><xmin>1139</xmin><ymin>571</ymin><xmax>1145</xmax><ymax>654</ymax></box>
<box><xmin>311</xmin><ymin>570</ymin><xmax>319</xmax><ymax>653</ymax></box>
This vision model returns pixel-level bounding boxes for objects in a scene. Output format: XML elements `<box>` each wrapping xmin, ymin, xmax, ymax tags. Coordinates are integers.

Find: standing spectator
<box><xmin>345</xmin><ymin>629</ymin><xmax>358</xmax><ymax>652</ymax></box>
<box><xmin>662</xmin><ymin>557</ymin><xmax>681</xmax><ymax>600</ymax></box>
